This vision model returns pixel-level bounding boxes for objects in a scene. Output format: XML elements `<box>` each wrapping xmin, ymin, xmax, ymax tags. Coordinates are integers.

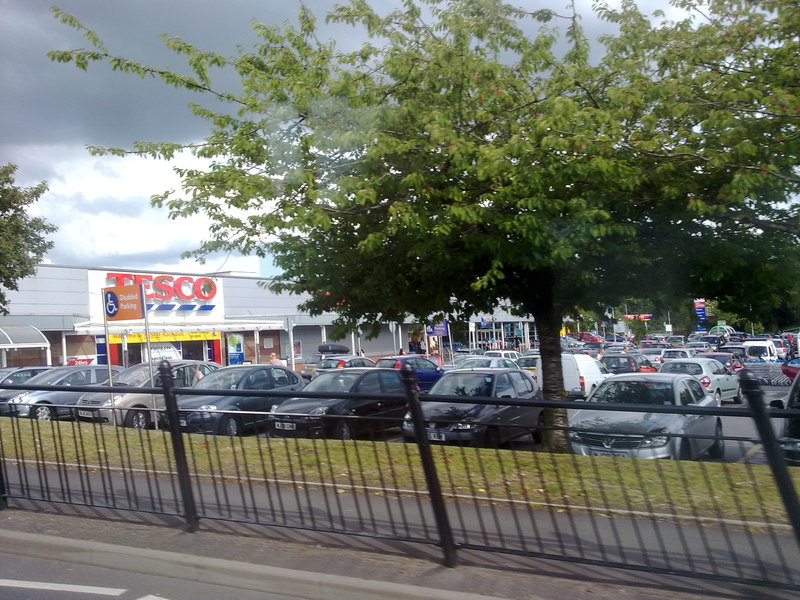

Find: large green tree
<box><xmin>0</xmin><ymin>164</ymin><xmax>55</xmax><ymax>315</ymax></box>
<box><xmin>50</xmin><ymin>0</ymin><xmax>800</xmax><ymax>449</ymax></box>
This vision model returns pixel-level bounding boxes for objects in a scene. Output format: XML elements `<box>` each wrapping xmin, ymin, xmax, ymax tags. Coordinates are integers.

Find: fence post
<box><xmin>739</xmin><ymin>368</ymin><xmax>800</xmax><ymax>549</ymax></box>
<box><xmin>158</xmin><ymin>360</ymin><xmax>199</xmax><ymax>532</ymax></box>
<box><xmin>400</xmin><ymin>363</ymin><xmax>458</xmax><ymax>567</ymax></box>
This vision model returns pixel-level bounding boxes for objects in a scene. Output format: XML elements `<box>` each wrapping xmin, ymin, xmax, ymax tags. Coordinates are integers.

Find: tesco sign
<box><xmin>106</xmin><ymin>273</ymin><xmax>218</xmax><ymax>301</ymax></box>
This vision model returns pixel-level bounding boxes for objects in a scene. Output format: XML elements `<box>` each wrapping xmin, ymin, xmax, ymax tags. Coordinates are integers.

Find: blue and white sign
<box><xmin>426</xmin><ymin>321</ymin><xmax>450</xmax><ymax>337</ymax></box>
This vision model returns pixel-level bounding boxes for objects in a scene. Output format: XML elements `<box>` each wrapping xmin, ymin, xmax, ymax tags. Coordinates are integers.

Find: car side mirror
<box><xmin>770</xmin><ymin>400</ymin><xmax>785</xmax><ymax>410</ymax></box>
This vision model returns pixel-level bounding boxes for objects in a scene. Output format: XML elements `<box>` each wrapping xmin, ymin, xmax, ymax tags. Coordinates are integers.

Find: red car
<box><xmin>782</xmin><ymin>358</ymin><xmax>800</xmax><ymax>381</ymax></box>
<box><xmin>575</xmin><ymin>331</ymin><xmax>605</xmax><ymax>343</ymax></box>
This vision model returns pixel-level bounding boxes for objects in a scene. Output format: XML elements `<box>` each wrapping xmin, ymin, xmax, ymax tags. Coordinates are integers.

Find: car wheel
<box><xmin>708</xmin><ymin>419</ymin><xmax>725</xmax><ymax>459</ymax></box>
<box><xmin>713</xmin><ymin>390</ymin><xmax>722</xmax><ymax>405</ymax></box>
<box><xmin>733</xmin><ymin>386</ymin><xmax>744</xmax><ymax>404</ymax></box>
<box><xmin>333</xmin><ymin>419</ymin><xmax>353</xmax><ymax>440</ymax></box>
<box><xmin>218</xmin><ymin>415</ymin><xmax>242</xmax><ymax>437</ymax></box>
<box><xmin>124</xmin><ymin>409</ymin><xmax>152</xmax><ymax>430</ymax></box>
<box><xmin>31</xmin><ymin>404</ymin><xmax>55</xmax><ymax>421</ymax></box>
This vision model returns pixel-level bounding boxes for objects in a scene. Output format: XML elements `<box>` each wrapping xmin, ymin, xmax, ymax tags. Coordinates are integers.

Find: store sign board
<box><xmin>103</xmin><ymin>284</ymin><xmax>145</xmax><ymax>321</ymax></box>
<box><xmin>108</xmin><ymin>331</ymin><xmax>221</xmax><ymax>344</ymax></box>
<box><xmin>88</xmin><ymin>270</ymin><xmax>225</xmax><ymax>321</ymax></box>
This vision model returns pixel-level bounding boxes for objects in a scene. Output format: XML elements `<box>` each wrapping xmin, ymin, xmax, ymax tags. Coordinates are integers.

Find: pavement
<box><xmin>0</xmin><ymin>500</ymin><xmax>796</xmax><ymax>600</ymax></box>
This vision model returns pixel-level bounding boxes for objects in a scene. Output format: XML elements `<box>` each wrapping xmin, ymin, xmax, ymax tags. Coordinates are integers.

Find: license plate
<box><xmin>427</xmin><ymin>432</ymin><xmax>446</xmax><ymax>442</ymax></box>
<box><xmin>589</xmin><ymin>449</ymin><xmax>625</xmax><ymax>457</ymax></box>
<box><xmin>275</xmin><ymin>422</ymin><xmax>296</xmax><ymax>430</ymax></box>
<box><xmin>78</xmin><ymin>410</ymin><xmax>94</xmax><ymax>418</ymax></box>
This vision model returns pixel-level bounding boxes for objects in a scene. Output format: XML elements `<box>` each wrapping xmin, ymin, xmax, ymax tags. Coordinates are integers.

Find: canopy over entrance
<box><xmin>0</xmin><ymin>324</ymin><xmax>50</xmax><ymax>350</ymax></box>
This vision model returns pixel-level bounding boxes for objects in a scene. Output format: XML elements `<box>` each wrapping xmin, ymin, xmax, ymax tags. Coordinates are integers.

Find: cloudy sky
<box><xmin>2</xmin><ymin>0</ymin><xmax>669</xmax><ymax>277</ymax></box>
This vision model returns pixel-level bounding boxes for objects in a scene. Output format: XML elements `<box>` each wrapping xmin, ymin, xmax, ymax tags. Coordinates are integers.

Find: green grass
<box><xmin>1</xmin><ymin>418</ymin><xmax>796</xmax><ymax>527</ymax></box>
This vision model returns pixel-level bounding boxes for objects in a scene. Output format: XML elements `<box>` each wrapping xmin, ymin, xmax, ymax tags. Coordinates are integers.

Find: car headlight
<box><xmin>270</xmin><ymin>404</ymin><xmax>279</xmax><ymax>413</ymax></box>
<box><xmin>309</xmin><ymin>406</ymin><xmax>329</xmax><ymax>416</ymax></box>
<box><xmin>199</xmin><ymin>404</ymin><xmax>218</xmax><ymax>412</ymax></box>
<box><xmin>450</xmin><ymin>420</ymin><xmax>478</xmax><ymax>431</ymax></box>
<box><xmin>8</xmin><ymin>393</ymin><xmax>30</xmax><ymax>404</ymax></box>
<box><xmin>102</xmin><ymin>395</ymin><xmax>122</xmax><ymax>407</ymax></box>
<box><xmin>641</xmin><ymin>429</ymin><xmax>670</xmax><ymax>448</ymax></box>
<box><xmin>568</xmin><ymin>431</ymin><xmax>581</xmax><ymax>441</ymax></box>
<box><xmin>402</xmin><ymin>411</ymin><xmax>412</xmax><ymax>428</ymax></box>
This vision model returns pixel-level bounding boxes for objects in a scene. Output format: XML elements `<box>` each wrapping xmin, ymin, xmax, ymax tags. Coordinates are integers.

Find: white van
<box><xmin>522</xmin><ymin>353</ymin><xmax>610</xmax><ymax>399</ymax></box>
<box><xmin>741</xmin><ymin>340</ymin><xmax>779</xmax><ymax>361</ymax></box>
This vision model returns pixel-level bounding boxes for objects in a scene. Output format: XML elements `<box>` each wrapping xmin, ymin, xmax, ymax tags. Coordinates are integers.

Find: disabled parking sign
<box><xmin>103</xmin><ymin>284</ymin><xmax>145</xmax><ymax>321</ymax></box>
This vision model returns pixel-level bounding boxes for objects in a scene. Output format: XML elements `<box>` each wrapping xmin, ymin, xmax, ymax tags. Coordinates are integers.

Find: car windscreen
<box><xmin>660</xmin><ymin>362</ymin><xmax>703</xmax><ymax>376</ymax></box>
<box><xmin>111</xmin><ymin>364</ymin><xmax>155</xmax><ymax>386</ymax></box>
<box><xmin>303</xmin><ymin>371</ymin><xmax>360</xmax><ymax>393</ymax></box>
<box><xmin>458</xmin><ymin>359</ymin><xmax>493</xmax><ymax>369</ymax></box>
<box><xmin>14</xmin><ymin>368</ymin><xmax>69</xmax><ymax>385</ymax></box>
<box><xmin>374</xmin><ymin>359</ymin><xmax>398</xmax><ymax>368</ymax></box>
<box><xmin>430</xmin><ymin>373</ymin><xmax>493</xmax><ymax>397</ymax></box>
<box><xmin>517</xmin><ymin>358</ymin><xmax>538</xmax><ymax>368</ymax></box>
<box><xmin>589</xmin><ymin>381</ymin><xmax>675</xmax><ymax>405</ymax></box>
<box><xmin>192</xmin><ymin>368</ymin><xmax>245</xmax><ymax>390</ymax></box>
<box><xmin>317</xmin><ymin>358</ymin><xmax>345</xmax><ymax>369</ymax></box>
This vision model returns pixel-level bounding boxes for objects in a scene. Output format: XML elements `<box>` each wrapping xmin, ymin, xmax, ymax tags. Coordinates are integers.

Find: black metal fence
<box><xmin>0</xmin><ymin>362</ymin><xmax>798</xmax><ymax>591</ymax></box>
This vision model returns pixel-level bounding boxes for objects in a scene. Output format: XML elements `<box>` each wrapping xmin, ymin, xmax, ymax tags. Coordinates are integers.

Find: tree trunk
<box><xmin>529</xmin><ymin>271</ymin><xmax>571</xmax><ymax>453</ymax></box>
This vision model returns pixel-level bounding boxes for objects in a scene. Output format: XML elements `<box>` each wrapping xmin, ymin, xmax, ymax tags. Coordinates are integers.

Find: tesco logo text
<box><xmin>106</xmin><ymin>273</ymin><xmax>217</xmax><ymax>301</ymax></box>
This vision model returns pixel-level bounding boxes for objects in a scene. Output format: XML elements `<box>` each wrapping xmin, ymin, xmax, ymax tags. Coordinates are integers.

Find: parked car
<box><xmin>483</xmin><ymin>350</ymin><xmax>523</xmax><ymax>361</ymax></box>
<box><xmin>176</xmin><ymin>365</ymin><xmax>305</xmax><ymax>436</ymax></box>
<box><xmin>686</xmin><ymin>341</ymin><xmax>714</xmax><ymax>353</ymax></box>
<box><xmin>300</xmin><ymin>343</ymin><xmax>351</xmax><ymax>381</ymax></box>
<box><xmin>75</xmin><ymin>360</ymin><xmax>220</xmax><ymax>428</ymax></box>
<box><xmin>454</xmin><ymin>348</ymin><xmax>486</xmax><ymax>357</ymax></box>
<box><xmin>772</xmin><ymin>372</ymin><xmax>800</xmax><ymax>464</ymax></box>
<box><xmin>454</xmin><ymin>356</ymin><xmax>521</xmax><ymax>370</ymax></box>
<box><xmin>0</xmin><ymin>365</ymin><xmax>124</xmax><ymax>420</ymax></box>
<box><xmin>517</xmin><ymin>353</ymin><xmax>610</xmax><ymax>397</ymax></box>
<box><xmin>660</xmin><ymin>348</ymin><xmax>697</xmax><ymax>362</ymax></box>
<box><xmin>698</xmin><ymin>335</ymin><xmax>726</xmax><ymax>351</ymax></box>
<box><xmin>696</xmin><ymin>352</ymin><xmax>745</xmax><ymax>374</ymax></box>
<box><xmin>373</xmin><ymin>355</ymin><xmax>444</xmax><ymax>391</ymax></box>
<box><xmin>600</xmin><ymin>353</ymin><xmax>657</xmax><ymax>374</ymax></box>
<box><xmin>773</xmin><ymin>339</ymin><xmax>789</xmax><ymax>360</ymax></box>
<box><xmin>639</xmin><ymin>347</ymin><xmax>665</xmax><ymax>365</ymax></box>
<box><xmin>604</xmin><ymin>343</ymin><xmax>638</xmax><ymax>354</ymax></box>
<box><xmin>658</xmin><ymin>358</ymin><xmax>741</xmax><ymax>404</ymax></box>
<box><xmin>742</xmin><ymin>340</ymin><xmax>779</xmax><ymax>361</ymax></box>
<box><xmin>666</xmin><ymin>336</ymin><xmax>686</xmax><ymax>347</ymax></box>
<box><xmin>569</xmin><ymin>373</ymin><xmax>724</xmax><ymax>460</ymax></box>
<box><xmin>573</xmin><ymin>332</ymin><xmax>605</xmax><ymax>343</ymax></box>
<box><xmin>310</xmin><ymin>355</ymin><xmax>375</xmax><ymax>380</ymax></box>
<box><xmin>402</xmin><ymin>368</ymin><xmax>543</xmax><ymax>447</ymax></box>
<box><xmin>269</xmin><ymin>368</ymin><xmax>406</xmax><ymax>439</ymax></box>
<box><xmin>0</xmin><ymin>365</ymin><xmax>54</xmax><ymax>387</ymax></box>
<box><xmin>781</xmin><ymin>357</ymin><xmax>800</xmax><ymax>381</ymax></box>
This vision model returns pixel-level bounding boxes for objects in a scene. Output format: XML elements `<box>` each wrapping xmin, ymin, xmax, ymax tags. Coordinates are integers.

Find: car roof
<box><xmin>660</xmin><ymin>357</ymin><xmax>717</xmax><ymax>364</ymax></box>
<box><xmin>440</xmin><ymin>367</ymin><xmax>527</xmax><ymax>376</ymax></box>
<box><xmin>605</xmin><ymin>372</ymin><xmax>690</xmax><ymax>382</ymax></box>
<box><xmin>314</xmin><ymin>367</ymin><xmax>394</xmax><ymax>375</ymax></box>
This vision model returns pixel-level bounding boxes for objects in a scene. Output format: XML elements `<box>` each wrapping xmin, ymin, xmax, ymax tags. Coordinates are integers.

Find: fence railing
<box><xmin>0</xmin><ymin>362</ymin><xmax>798</xmax><ymax>591</ymax></box>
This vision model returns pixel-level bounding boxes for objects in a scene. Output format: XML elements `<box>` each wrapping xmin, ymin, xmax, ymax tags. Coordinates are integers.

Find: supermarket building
<box><xmin>0</xmin><ymin>264</ymin><xmax>537</xmax><ymax>369</ymax></box>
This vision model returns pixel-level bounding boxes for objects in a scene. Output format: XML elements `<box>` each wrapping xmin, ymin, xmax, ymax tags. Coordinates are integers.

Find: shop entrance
<box><xmin>182</xmin><ymin>340</ymin><xmax>206</xmax><ymax>361</ymax></box>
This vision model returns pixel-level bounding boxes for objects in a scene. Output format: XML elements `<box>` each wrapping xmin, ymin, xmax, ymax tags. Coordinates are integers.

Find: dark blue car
<box><xmin>373</xmin><ymin>355</ymin><xmax>444</xmax><ymax>391</ymax></box>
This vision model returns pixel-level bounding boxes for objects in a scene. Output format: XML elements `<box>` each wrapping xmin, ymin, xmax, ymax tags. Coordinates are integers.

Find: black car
<box><xmin>772</xmin><ymin>370</ymin><xmax>800</xmax><ymax>465</ymax></box>
<box><xmin>600</xmin><ymin>352</ymin><xmax>658</xmax><ymax>374</ymax></box>
<box><xmin>402</xmin><ymin>368</ymin><xmax>544</xmax><ymax>448</ymax></box>
<box><xmin>269</xmin><ymin>368</ymin><xmax>407</xmax><ymax>440</ymax></box>
<box><xmin>176</xmin><ymin>365</ymin><xmax>305</xmax><ymax>436</ymax></box>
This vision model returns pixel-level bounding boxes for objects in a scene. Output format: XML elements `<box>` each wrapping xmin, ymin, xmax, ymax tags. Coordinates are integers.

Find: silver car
<box><xmin>1</xmin><ymin>365</ymin><xmax>124</xmax><ymax>420</ymax></box>
<box><xmin>569</xmin><ymin>373</ymin><xmax>724</xmax><ymax>460</ymax></box>
<box><xmin>75</xmin><ymin>360</ymin><xmax>219</xmax><ymax>428</ymax></box>
<box><xmin>658</xmin><ymin>358</ymin><xmax>741</xmax><ymax>404</ymax></box>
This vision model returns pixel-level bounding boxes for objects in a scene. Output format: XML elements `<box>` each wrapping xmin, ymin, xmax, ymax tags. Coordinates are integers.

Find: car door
<box><xmin>491</xmin><ymin>372</ymin><xmax>518</xmax><ymax>440</ymax></box>
<box><xmin>377</xmin><ymin>371</ymin><xmax>406</xmax><ymax>420</ymax></box>
<box><xmin>408</xmin><ymin>358</ymin><xmax>441</xmax><ymax>390</ymax></box>
<box><xmin>710</xmin><ymin>359</ymin><xmax>737</xmax><ymax>400</ymax></box>
<box><xmin>507</xmin><ymin>371</ymin><xmax>541</xmax><ymax>433</ymax></box>
<box><xmin>49</xmin><ymin>368</ymin><xmax>93</xmax><ymax>416</ymax></box>
<box><xmin>680</xmin><ymin>378</ymin><xmax>716</xmax><ymax>457</ymax></box>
